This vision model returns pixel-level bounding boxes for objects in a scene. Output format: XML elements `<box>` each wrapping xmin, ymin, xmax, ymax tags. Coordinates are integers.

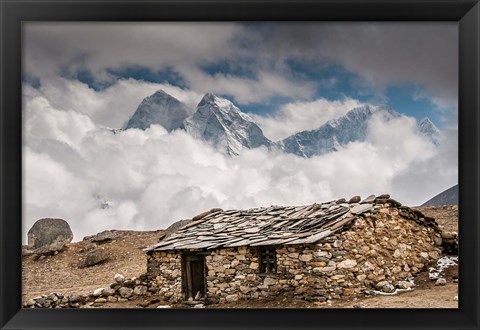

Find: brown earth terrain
<box><xmin>413</xmin><ymin>205</ymin><xmax>458</xmax><ymax>232</ymax></box>
<box><xmin>22</xmin><ymin>205</ymin><xmax>459</xmax><ymax>309</ymax></box>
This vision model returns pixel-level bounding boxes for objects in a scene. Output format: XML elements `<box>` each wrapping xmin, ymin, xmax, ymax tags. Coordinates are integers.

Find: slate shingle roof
<box><xmin>144</xmin><ymin>198</ymin><xmax>379</xmax><ymax>252</ymax></box>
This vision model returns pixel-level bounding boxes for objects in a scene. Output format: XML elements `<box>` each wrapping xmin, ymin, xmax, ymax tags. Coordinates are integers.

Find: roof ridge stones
<box><xmin>144</xmin><ymin>194</ymin><xmax>439</xmax><ymax>252</ymax></box>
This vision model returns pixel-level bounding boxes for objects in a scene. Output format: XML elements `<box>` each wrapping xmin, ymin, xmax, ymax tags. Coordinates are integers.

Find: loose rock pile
<box><xmin>440</xmin><ymin>231</ymin><xmax>458</xmax><ymax>255</ymax></box>
<box><xmin>24</xmin><ymin>273</ymin><xmax>159</xmax><ymax>308</ymax></box>
<box><xmin>24</xmin><ymin>292</ymin><xmax>88</xmax><ymax>308</ymax></box>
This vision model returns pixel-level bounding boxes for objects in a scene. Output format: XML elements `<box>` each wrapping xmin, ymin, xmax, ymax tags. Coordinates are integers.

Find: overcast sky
<box><xmin>23</xmin><ymin>22</ymin><xmax>458</xmax><ymax>241</ymax></box>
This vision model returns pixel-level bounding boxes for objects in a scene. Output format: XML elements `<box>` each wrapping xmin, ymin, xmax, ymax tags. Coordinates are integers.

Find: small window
<box><xmin>259</xmin><ymin>247</ymin><xmax>276</xmax><ymax>273</ymax></box>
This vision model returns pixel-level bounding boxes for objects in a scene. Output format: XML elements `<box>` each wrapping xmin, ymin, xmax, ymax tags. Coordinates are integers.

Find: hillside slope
<box><xmin>421</xmin><ymin>185</ymin><xmax>458</xmax><ymax>207</ymax></box>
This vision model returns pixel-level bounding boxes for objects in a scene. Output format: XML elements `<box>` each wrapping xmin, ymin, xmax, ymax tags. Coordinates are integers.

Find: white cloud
<box><xmin>254</xmin><ymin>23</ymin><xmax>458</xmax><ymax>109</ymax></box>
<box><xmin>390</xmin><ymin>127</ymin><xmax>458</xmax><ymax>204</ymax></box>
<box><xmin>173</xmin><ymin>65</ymin><xmax>317</xmax><ymax>104</ymax></box>
<box><xmin>253</xmin><ymin>97</ymin><xmax>364</xmax><ymax>141</ymax></box>
<box><xmin>27</xmin><ymin>78</ymin><xmax>203</xmax><ymax>128</ymax></box>
<box><xmin>24</xmin><ymin>23</ymin><xmax>316</xmax><ymax>106</ymax></box>
<box><xmin>24</xmin><ymin>22</ymin><xmax>457</xmax><ymax>120</ymax></box>
<box><xmin>23</xmin><ymin>87</ymin><xmax>457</xmax><ymax>242</ymax></box>
<box><xmin>24</xmin><ymin>22</ymin><xmax>242</xmax><ymax>81</ymax></box>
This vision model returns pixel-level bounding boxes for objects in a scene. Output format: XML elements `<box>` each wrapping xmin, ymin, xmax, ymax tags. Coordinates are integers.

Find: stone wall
<box><xmin>146</xmin><ymin>251</ymin><xmax>183</xmax><ymax>303</ymax></box>
<box><xmin>147</xmin><ymin>205</ymin><xmax>442</xmax><ymax>304</ymax></box>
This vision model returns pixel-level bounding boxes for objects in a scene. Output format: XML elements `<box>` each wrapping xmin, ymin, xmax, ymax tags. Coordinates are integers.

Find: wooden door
<box><xmin>182</xmin><ymin>254</ymin><xmax>206</xmax><ymax>300</ymax></box>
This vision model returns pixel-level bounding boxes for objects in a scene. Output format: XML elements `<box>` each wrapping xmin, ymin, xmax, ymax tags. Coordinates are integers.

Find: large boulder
<box><xmin>27</xmin><ymin>218</ymin><xmax>73</xmax><ymax>253</ymax></box>
<box><xmin>84</xmin><ymin>230</ymin><xmax>116</xmax><ymax>244</ymax></box>
<box><xmin>80</xmin><ymin>248</ymin><xmax>109</xmax><ymax>268</ymax></box>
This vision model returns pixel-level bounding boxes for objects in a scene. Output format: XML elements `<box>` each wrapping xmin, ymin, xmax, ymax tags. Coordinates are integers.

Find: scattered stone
<box><xmin>118</xmin><ymin>287</ymin><xmax>134</xmax><ymax>298</ymax></box>
<box><xmin>387</xmin><ymin>198</ymin><xmax>402</xmax><ymax>207</ymax></box>
<box><xmin>83</xmin><ymin>242</ymin><xmax>97</xmax><ymax>251</ymax></box>
<box><xmin>94</xmin><ymin>298</ymin><xmax>107</xmax><ymax>303</ymax></box>
<box><xmin>193</xmin><ymin>304</ymin><xmax>205</xmax><ymax>308</ymax></box>
<box><xmin>114</xmin><ymin>273</ymin><xmax>125</xmax><ymax>283</ymax></box>
<box><xmin>396</xmin><ymin>281</ymin><xmax>414</xmax><ymax>289</ymax></box>
<box><xmin>102</xmin><ymin>288</ymin><xmax>115</xmax><ymax>297</ymax></box>
<box><xmin>80</xmin><ymin>248</ymin><xmax>109</xmax><ymax>268</ymax></box>
<box><xmin>93</xmin><ymin>288</ymin><xmax>104</xmax><ymax>297</ymax></box>
<box><xmin>375</xmin><ymin>281</ymin><xmax>389</xmax><ymax>290</ymax></box>
<box><xmin>335</xmin><ymin>198</ymin><xmax>347</xmax><ymax>204</ymax></box>
<box><xmin>137</xmin><ymin>301</ymin><xmax>151</xmax><ymax>308</ymax></box>
<box><xmin>360</xmin><ymin>195</ymin><xmax>376</xmax><ymax>204</ymax></box>
<box><xmin>123</xmin><ymin>279</ymin><xmax>136</xmax><ymax>287</ymax></box>
<box><xmin>157</xmin><ymin>305</ymin><xmax>172</xmax><ymax>308</ymax></box>
<box><xmin>27</xmin><ymin>218</ymin><xmax>73</xmax><ymax>253</ymax></box>
<box><xmin>350</xmin><ymin>204</ymin><xmax>372</xmax><ymax>215</ymax></box>
<box><xmin>353</xmin><ymin>302</ymin><xmax>364</xmax><ymax>308</ymax></box>
<box><xmin>381</xmin><ymin>283</ymin><xmax>396</xmax><ymax>293</ymax></box>
<box><xmin>348</xmin><ymin>196</ymin><xmax>361</xmax><ymax>203</ymax></box>
<box><xmin>435</xmin><ymin>278</ymin><xmax>447</xmax><ymax>286</ymax></box>
<box><xmin>453</xmin><ymin>296</ymin><xmax>458</xmax><ymax>301</ymax></box>
<box><xmin>133</xmin><ymin>285</ymin><xmax>148</xmax><ymax>296</ymax></box>
<box><xmin>89</xmin><ymin>230</ymin><xmax>116</xmax><ymax>243</ymax></box>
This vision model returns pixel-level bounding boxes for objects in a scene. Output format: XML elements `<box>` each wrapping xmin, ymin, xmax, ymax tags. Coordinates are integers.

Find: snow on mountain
<box><xmin>279</xmin><ymin>105</ymin><xmax>400</xmax><ymax>157</ymax></box>
<box><xmin>123</xmin><ymin>90</ymin><xmax>441</xmax><ymax>158</ymax></box>
<box><xmin>279</xmin><ymin>105</ymin><xmax>440</xmax><ymax>158</ymax></box>
<box><xmin>183</xmin><ymin>93</ymin><xmax>275</xmax><ymax>156</ymax></box>
<box><xmin>124</xmin><ymin>90</ymin><xmax>194</xmax><ymax>132</ymax></box>
<box><xmin>417</xmin><ymin>117</ymin><xmax>441</xmax><ymax>145</ymax></box>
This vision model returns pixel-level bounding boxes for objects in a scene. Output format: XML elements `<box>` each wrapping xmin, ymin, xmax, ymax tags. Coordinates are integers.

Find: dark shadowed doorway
<box><xmin>182</xmin><ymin>254</ymin><xmax>206</xmax><ymax>300</ymax></box>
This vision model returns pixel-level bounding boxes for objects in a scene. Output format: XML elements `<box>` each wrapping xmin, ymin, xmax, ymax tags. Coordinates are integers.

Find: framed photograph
<box><xmin>1</xmin><ymin>0</ymin><xmax>479</xmax><ymax>329</ymax></box>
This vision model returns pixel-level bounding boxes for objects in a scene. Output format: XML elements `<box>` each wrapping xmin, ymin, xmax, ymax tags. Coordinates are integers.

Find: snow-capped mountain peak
<box><xmin>280</xmin><ymin>104</ymin><xmax>405</xmax><ymax>158</ymax></box>
<box><xmin>123</xmin><ymin>89</ymin><xmax>193</xmax><ymax>132</ymax></box>
<box><xmin>197</xmin><ymin>93</ymin><xmax>255</xmax><ymax>122</ymax></box>
<box><xmin>184</xmin><ymin>93</ymin><xmax>274</xmax><ymax>156</ymax></box>
<box><xmin>417</xmin><ymin>117</ymin><xmax>441</xmax><ymax>145</ymax></box>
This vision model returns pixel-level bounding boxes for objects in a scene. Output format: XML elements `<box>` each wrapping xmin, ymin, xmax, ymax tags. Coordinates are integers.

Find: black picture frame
<box><xmin>1</xmin><ymin>0</ymin><xmax>479</xmax><ymax>329</ymax></box>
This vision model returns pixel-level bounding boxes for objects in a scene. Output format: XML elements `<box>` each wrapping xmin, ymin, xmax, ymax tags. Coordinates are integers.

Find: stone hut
<box><xmin>144</xmin><ymin>195</ymin><xmax>443</xmax><ymax>304</ymax></box>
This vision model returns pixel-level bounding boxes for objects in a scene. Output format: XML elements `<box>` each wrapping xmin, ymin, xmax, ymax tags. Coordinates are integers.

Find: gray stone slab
<box><xmin>360</xmin><ymin>195</ymin><xmax>376</xmax><ymax>204</ymax></box>
<box><xmin>350</xmin><ymin>204</ymin><xmax>373</xmax><ymax>215</ymax></box>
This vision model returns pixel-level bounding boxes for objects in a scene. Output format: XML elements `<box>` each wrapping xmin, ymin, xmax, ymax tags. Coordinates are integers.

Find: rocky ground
<box><xmin>413</xmin><ymin>205</ymin><xmax>458</xmax><ymax>232</ymax></box>
<box><xmin>22</xmin><ymin>230</ymin><xmax>163</xmax><ymax>301</ymax></box>
<box><xmin>22</xmin><ymin>205</ymin><xmax>459</xmax><ymax>309</ymax></box>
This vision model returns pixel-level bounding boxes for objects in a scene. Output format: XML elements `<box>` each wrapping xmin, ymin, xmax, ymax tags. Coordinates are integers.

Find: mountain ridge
<box><xmin>421</xmin><ymin>184</ymin><xmax>458</xmax><ymax>206</ymax></box>
<box><xmin>123</xmin><ymin>90</ymin><xmax>441</xmax><ymax>158</ymax></box>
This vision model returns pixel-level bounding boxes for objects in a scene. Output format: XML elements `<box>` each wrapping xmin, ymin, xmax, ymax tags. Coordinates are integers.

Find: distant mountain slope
<box><xmin>279</xmin><ymin>105</ymin><xmax>441</xmax><ymax>158</ymax></box>
<box><xmin>279</xmin><ymin>105</ymin><xmax>400</xmax><ymax>157</ymax></box>
<box><xmin>124</xmin><ymin>90</ymin><xmax>193</xmax><ymax>132</ymax></box>
<box><xmin>421</xmin><ymin>184</ymin><xmax>459</xmax><ymax>206</ymax></box>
